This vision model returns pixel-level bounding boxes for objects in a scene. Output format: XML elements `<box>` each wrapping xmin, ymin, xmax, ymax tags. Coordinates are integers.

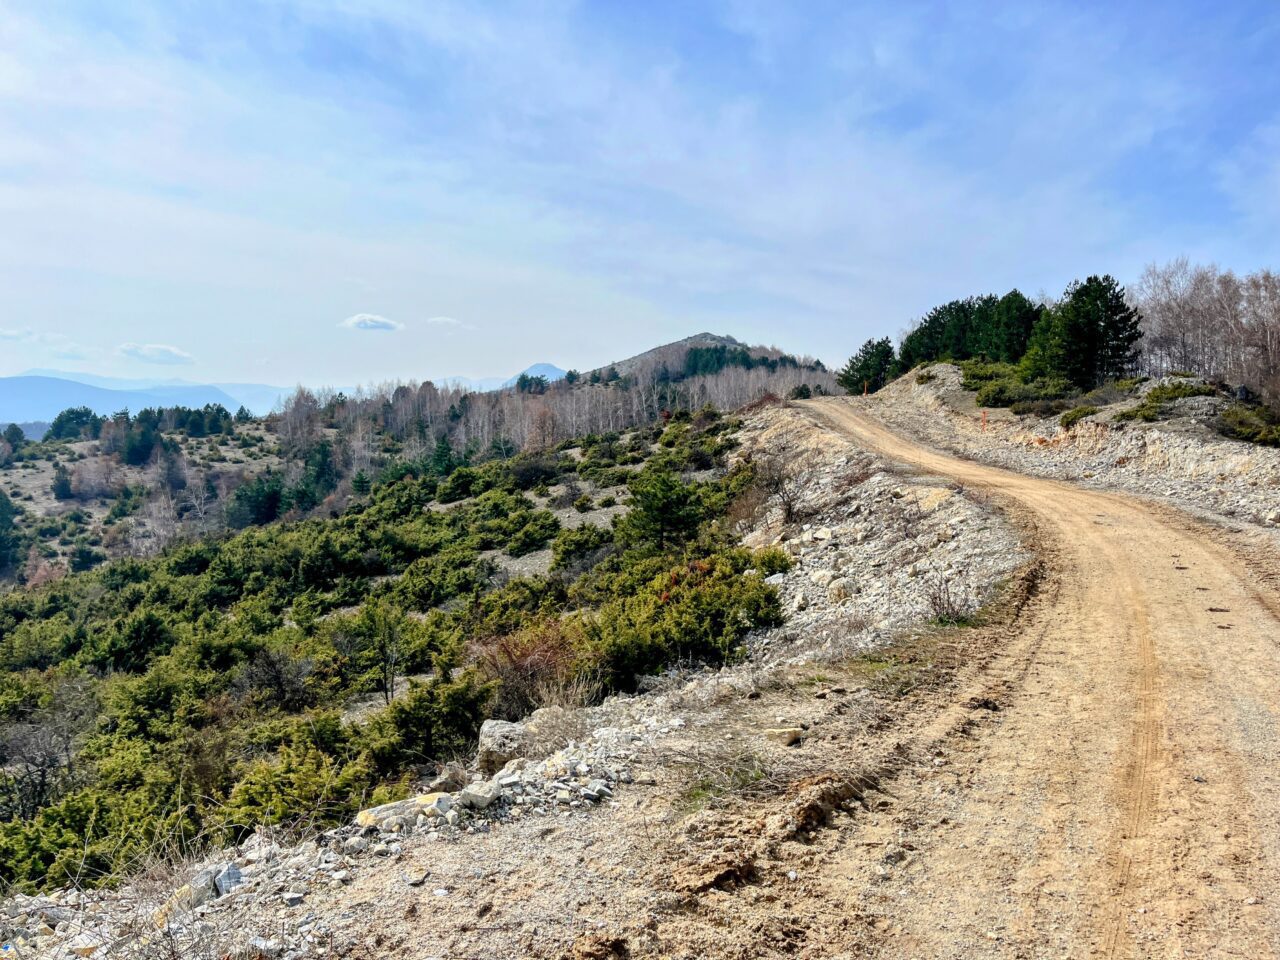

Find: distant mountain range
<box><xmin>21</xmin><ymin>368</ymin><xmax>290</xmax><ymax>417</ymax></box>
<box><xmin>0</xmin><ymin>364</ymin><xmax>569</xmax><ymax>428</ymax></box>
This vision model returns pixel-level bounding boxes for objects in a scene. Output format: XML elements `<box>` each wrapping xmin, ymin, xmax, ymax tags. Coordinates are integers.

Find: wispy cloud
<box><xmin>1</xmin><ymin>327</ymin><xmax>88</xmax><ymax>360</ymax></box>
<box><xmin>118</xmin><ymin>342</ymin><xmax>195</xmax><ymax>365</ymax></box>
<box><xmin>340</xmin><ymin>313</ymin><xmax>403</xmax><ymax>331</ymax></box>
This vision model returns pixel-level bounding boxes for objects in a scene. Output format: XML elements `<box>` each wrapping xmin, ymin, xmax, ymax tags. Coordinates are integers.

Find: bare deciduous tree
<box><xmin>1135</xmin><ymin>259</ymin><xmax>1280</xmax><ymax>404</ymax></box>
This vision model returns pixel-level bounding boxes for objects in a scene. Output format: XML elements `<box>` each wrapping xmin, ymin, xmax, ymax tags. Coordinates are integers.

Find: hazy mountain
<box><xmin>3</xmin><ymin>363</ymin><xmax>572</xmax><ymax>425</ymax></box>
<box><xmin>502</xmin><ymin>363</ymin><xmax>567</xmax><ymax>387</ymax></box>
<box><xmin>21</xmin><ymin>369</ymin><xmax>290</xmax><ymax>416</ymax></box>
<box><xmin>0</xmin><ymin>376</ymin><xmax>242</xmax><ymax>423</ymax></box>
<box><xmin>439</xmin><ymin>363</ymin><xmax>568</xmax><ymax>393</ymax></box>
<box><xmin>0</xmin><ymin>421</ymin><xmax>50</xmax><ymax>441</ymax></box>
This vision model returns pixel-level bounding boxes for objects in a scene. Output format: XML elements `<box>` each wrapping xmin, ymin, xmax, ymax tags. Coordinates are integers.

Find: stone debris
<box><xmin>1</xmin><ymin>396</ymin><xmax>1031</xmax><ymax>960</ymax></box>
<box><xmin>873</xmin><ymin>364</ymin><xmax>1280</xmax><ymax>531</ymax></box>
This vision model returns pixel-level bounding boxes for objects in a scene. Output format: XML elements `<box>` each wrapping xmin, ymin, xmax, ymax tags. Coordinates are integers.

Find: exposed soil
<box><xmin>778</xmin><ymin>398</ymin><xmax>1280</xmax><ymax>959</ymax></box>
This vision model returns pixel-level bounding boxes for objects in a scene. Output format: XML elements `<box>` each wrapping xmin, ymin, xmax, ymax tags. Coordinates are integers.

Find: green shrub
<box><xmin>975</xmin><ymin>376</ymin><xmax>1072</xmax><ymax>408</ymax></box>
<box><xmin>915</xmin><ymin>370</ymin><xmax>937</xmax><ymax>385</ymax></box>
<box><xmin>589</xmin><ymin>551</ymin><xmax>782</xmax><ymax>688</ymax></box>
<box><xmin>506</xmin><ymin>512</ymin><xmax>560</xmax><ymax>557</ymax></box>
<box><xmin>357</xmin><ymin>669</ymin><xmax>494</xmax><ymax>775</ymax></box>
<box><xmin>959</xmin><ymin>359</ymin><xmax>1019</xmax><ymax>390</ymax></box>
<box><xmin>1115</xmin><ymin>381</ymin><xmax>1217</xmax><ymax>422</ymax></box>
<box><xmin>573</xmin><ymin>494</ymin><xmax>594</xmax><ymax>513</ymax></box>
<box><xmin>754</xmin><ymin>546</ymin><xmax>793</xmax><ymax>576</ymax></box>
<box><xmin>435</xmin><ymin>467</ymin><xmax>477</xmax><ymax>503</ymax></box>
<box><xmin>1010</xmin><ymin>398</ymin><xmax>1072</xmax><ymax>417</ymax></box>
<box><xmin>1217</xmin><ymin>404</ymin><xmax>1280</xmax><ymax>446</ymax></box>
<box><xmin>1059</xmin><ymin>406</ymin><xmax>1099</xmax><ymax>430</ymax></box>
<box><xmin>551</xmin><ymin>524</ymin><xmax>613</xmax><ymax>571</ymax></box>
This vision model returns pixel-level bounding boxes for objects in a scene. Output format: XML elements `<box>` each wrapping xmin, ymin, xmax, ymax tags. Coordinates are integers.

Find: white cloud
<box><xmin>118</xmin><ymin>342</ymin><xmax>195</xmax><ymax>365</ymax></box>
<box><xmin>340</xmin><ymin>313</ymin><xmax>403</xmax><ymax>331</ymax></box>
<box><xmin>0</xmin><ymin>328</ymin><xmax>28</xmax><ymax>340</ymax></box>
<box><xmin>426</xmin><ymin>316</ymin><xmax>462</xmax><ymax>326</ymax></box>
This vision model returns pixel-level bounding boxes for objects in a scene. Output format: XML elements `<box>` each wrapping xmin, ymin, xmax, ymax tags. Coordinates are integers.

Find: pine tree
<box><xmin>837</xmin><ymin>337</ymin><xmax>897</xmax><ymax>394</ymax></box>
<box><xmin>618</xmin><ymin>466</ymin><xmax>703</xmax><ymax>549</ymax></box>
<box><xmin>990</xmin><ymin>290</ymin><xmax>1041</xmax><ymax>362</ymax></box>
<box><xmin>51</xmin><ymin>464</ymin><xmax>73</xmax><ymax>501</ymax></box>
<box><xmin>352</xmin><ymin>470</ymin><xmax>371</xmax><ymax>495</ymax></box>
<box><xmin>430</xmin><ymin>436</ymin><xmax>455</xmax><ymax>476</ymax></box>
<box><xmin>1096</xmin><ymin>277</ymin><xmax>1143</xmax><ymax>381</ymax></box>
<box><xmin>0</xmin><ymin>490</ymin><xmax>18</xmax><ymax>573</ymax></box>
<box><xmin>1019</xmin><ymin>307</ymin><xmax>1067</xmax><ymax>382</ymax></box>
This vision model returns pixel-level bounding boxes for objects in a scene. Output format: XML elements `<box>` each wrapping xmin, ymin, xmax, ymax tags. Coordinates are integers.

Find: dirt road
<box><xmin>800</xmin><ymin>399</ymin><xmax>1280</xmax><ymax>959</ymax></box>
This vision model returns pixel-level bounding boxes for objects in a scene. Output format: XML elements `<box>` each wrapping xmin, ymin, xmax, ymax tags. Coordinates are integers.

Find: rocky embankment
<box><xmin>2</xmin><ymin>400</ymin><xmax>1026</xmax><ymax>960</ymax></box>
<box><xmin>870</xmin><ymin>364</ymin><xmax>1280</xmax><ymax>529</ymax></box>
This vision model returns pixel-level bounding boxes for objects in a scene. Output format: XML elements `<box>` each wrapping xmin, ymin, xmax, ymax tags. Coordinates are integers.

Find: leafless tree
<box><xmin>278</xmin><ymin>387</ymin><xmax>322</xmax><ymax>458</ymax></box>
<box><xmin>750</xmin><ymin>440</ymin><xmax>808</xmax><ymax>524</ymax></box>
<box><xmin>72</xmin><ymin>459</ymin><xmax>120</xmax><ymax>500</ymax></box>
<box><xmin>0</xmin><ymin>676</ymin><xmax>95</xmax><ymax>821</ymax></box>
<box><xmin>182</xmin><ymin>467</ymin><xmax>222</xmax><ymax>536</ymax></box>
<box><xmin>1134</xmin><ymin>259</ymin><xmax>1280</xmax><ymax>404</ymax></box>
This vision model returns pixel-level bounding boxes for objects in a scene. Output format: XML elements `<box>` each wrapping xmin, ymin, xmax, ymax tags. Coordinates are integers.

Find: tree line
<box><xmin>840</xmin><ymin>261</ymin><xmax>1279</xmax><ymax>411</ymax></box>
<box><xmin>839</xmin><ymin>275</ymin><xmax>1142</xmax><ymax>395</ymax></box>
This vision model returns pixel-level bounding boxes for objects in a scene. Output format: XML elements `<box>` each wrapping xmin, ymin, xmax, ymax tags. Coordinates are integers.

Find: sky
<box><xmin>1</xmin><ymin>0</ymin><xmax>1278</xmax><ymax>387</ymax></box>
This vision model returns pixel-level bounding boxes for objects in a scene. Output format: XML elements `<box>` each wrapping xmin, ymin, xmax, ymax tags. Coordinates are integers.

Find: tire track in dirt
<box><xmin>798</xmin><ymin>398</ymin><xmax>1280</xmax><ymax>960</ymax></box>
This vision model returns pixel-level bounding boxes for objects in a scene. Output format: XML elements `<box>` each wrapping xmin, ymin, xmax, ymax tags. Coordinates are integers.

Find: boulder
<box><xmin>458</xmin><ymin>780</ymin><xmax>503</xmax><ymax>810</ymax></box>
<box><xmin>66</xmin><ymin>934</ymin><xmax>103</xmax><ymax>957</ymax></box>
<box><xmin>827</xmin><ymin>577</ymin><xmax>856</xmax><ymax>602</ymax></box>
<box><xmin>475</xmin><ymin>719</ymin><xmax>527</xmax><ymax>774</ymax></box>
<box><xmin>152</xmin><ymin>868</ymin><xmax>217</xmax><ymax>928</ymax></box>
<box><xmin>354</xmin><ymin>791</ymin><xmax>453</xmax><ymax>828</ymax></box>
<box><xmin>427</xmin><ymin>761</ymin><xmax>469</xmax><ymax>793</ymax></box>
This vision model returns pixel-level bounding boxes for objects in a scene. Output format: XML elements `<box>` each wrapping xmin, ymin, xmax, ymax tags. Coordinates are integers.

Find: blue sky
<box><xmin>1</xmin><ymin>0</ymin><xmax>1277</xmax><ymax>385</ymax></box>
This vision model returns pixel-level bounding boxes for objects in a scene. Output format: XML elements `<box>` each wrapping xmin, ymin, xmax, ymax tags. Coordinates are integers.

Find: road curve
<box><xmin>801</xmin><ymin>398</ymin><xmax>1280</xmax><ymax>960</ymax></box>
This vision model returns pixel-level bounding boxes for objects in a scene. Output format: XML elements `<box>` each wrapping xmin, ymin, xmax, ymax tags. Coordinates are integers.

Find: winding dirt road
<box><xmin>801</xmin><ymin>399</ymin><xmax>1280</xmax><ymax>959</ymax></box>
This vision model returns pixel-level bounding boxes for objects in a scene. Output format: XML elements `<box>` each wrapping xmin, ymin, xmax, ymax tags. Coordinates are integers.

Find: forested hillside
<box><xmin>0</xmin><ymin>334</ymin><xmax>824</xmax><ymax>891</ymax></box>
<box><xmin>0</xmin><ymin>405</ymin><xmax>793</xmax><ymax>890</ymax></box>
<box><xmin>0</xmin><ymin>335</ymin><xmax>832</xmax><ymax>588</ymax></box>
